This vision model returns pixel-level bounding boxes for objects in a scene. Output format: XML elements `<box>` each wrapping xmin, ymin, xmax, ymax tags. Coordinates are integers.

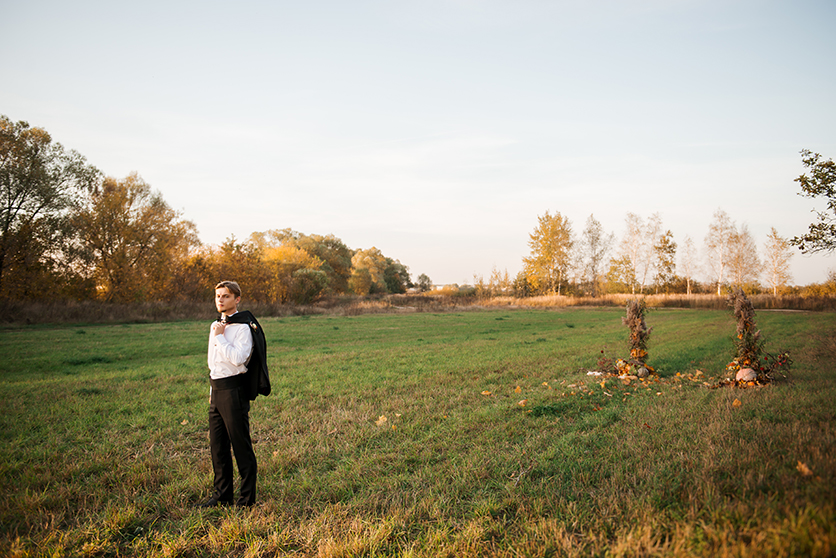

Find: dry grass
<box><xmin>2</xmin><ymin>292</ymin><xmax>834</xmax><ymax>326</ymax></box>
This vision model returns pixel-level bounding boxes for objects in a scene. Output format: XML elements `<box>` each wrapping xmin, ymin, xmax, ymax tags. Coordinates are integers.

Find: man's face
<box><xmin>215</xmin><ymin>287</ymin><xmax>240</xmax><ymax>315</ymax></box>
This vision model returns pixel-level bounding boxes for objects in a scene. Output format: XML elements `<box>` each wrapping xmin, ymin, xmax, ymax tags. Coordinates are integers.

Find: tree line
<box><xmin>481</xmin><ymin>150</ymin><xmax>835</xmax><ymax>299</ymax></box>
<box><xmin>3</xmin><ymin>114</ymin><xmax>834</xmax><ymax>305</ymax></box>
<box><xmin>1</xmin><ymin>115</ymin><xmax>411</xmax><ymax>304</ymax></box>
<box><xmin>507</xmin><ymin>209</ymin><xmax>797</xmax><ymax>299</ymax></box>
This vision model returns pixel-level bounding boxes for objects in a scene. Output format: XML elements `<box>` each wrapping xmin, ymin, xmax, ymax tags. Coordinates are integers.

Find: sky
<box><xmin>2</xmin><ymin>0</ymin><xmax>835</xmax><ymax>286</ymax></box>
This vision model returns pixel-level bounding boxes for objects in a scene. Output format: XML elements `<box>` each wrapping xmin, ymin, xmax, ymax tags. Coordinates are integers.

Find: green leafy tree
<box><xmin>522</xmin><ymin>211</ymin><xmax>574</xmax><ymax>295</ymax></box>
<box><xmin>0</xmin><ymin>115</ymin><xmax>100</xmax><ymax>295</ymax></box>
<box><xmin>512</xmin><ymin>271</ymin><xmax>533</xmax><ymax>297</ymax></box>
<box><xmin>791</xmin><ymin>149</ymin><xmax>836</xmax><ymax>253</ymax></box>
<box><xmin>294</xmin><ymin>232</ymin><xmax>353</xmax><ymax>294</ymax></box>
<box><xmin>291</xmin><ymin>268</ymin><xmax>329</xmax><ymax>304</ymax></box>
<box><xmin>383</xmin><ymin>258</ymin><xmax>410</xmax><ymax>294</ymax></box>
<box><xmin>416</xmin><ymin>273</ymin><xmax>432</xmax><ymax>292</ymax></box>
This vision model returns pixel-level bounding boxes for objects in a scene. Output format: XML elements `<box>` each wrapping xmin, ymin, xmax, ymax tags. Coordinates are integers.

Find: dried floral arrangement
<box><xmin>595</xmin><ymin>299</ymin><xmax>655</xmax><ymax>377</ymax></box>
<box><xmin>718</xmin><ymin>288</ymin><xmax>792</xmax><ymax>387</ymax></box>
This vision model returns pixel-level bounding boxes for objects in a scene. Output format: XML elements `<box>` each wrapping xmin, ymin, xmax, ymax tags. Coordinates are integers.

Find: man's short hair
<box><xmin>215</xmin><ymin>280</ymin><xmax>242</xmax><ymax>298</ymax></box>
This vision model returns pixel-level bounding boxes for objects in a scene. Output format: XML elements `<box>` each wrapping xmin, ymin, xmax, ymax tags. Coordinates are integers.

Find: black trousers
<box><xmin>209</xmin><ymin>376</ymin><xmax>257</xmax><ymax>505</ymax></box>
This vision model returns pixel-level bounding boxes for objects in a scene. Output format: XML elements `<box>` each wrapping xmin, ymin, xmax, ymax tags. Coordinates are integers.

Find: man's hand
<box><xmin>211</xmin><ymin>320</ymin><xmax>227</xmax><ymax>337</ymax></box>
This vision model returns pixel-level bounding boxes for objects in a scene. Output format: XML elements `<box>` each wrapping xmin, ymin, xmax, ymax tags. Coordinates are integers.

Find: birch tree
<box><xmin>763</xmin><ymin>227</ymin><xmax>793</xmax><ymax>295</ymax></box>
<box><xmin>728</xmin><ymin>223</ymin><xmax>761</xmax><ymax>288</ymax></box>
<box><xmin>617</xmin><ymin>213</ymin><xmax>644</xmax><ymax>294</ymax></box>
<box><xmin>578</xmin><ymin>214</ymin><xmax>613</xmax><ymax>297</ymax></box>
<box><xmin>680</xmin><ymin>235</ymin><xmax>698</xmax><ymax>295</ymax></box>
<box><xmin>704</xmin><ymin>209</ymin><xmax>735</xmax><ymax>295</ymax></box>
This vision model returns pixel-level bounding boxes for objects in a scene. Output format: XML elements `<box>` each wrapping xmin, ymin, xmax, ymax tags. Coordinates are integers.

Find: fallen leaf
<box><xmin>733</xmin><ymin>398</ymin><xmax>742</xmax><ymax>408</ymax></box>
<box><xmin>181</xmin><ymin>419</ymin><xmax>189</xmax><ymax>425</ymax></box>
<box><xmin>375</xmin><ymin>415</ymin><xmax>388</xmax><ymax>426</ymax></box>
<box><xmin>518</xmin><ymin>399</ymin><xmax>528</xmax><ymax>407</ymax></box>
<box><xmin>643</xmin><ymin>422</ymin><xmax>651</xmax><ymax>429</ymax></box>
<box><xmin>797</xmin><ymin>461</ymin><xmax>813</xmax><ymax>476</ymax></box>
<box><xmin>514</xmin><ymin>386</ymin><xmax>522</xmax><ymax>393</ymax></box>
<box><xmin>481</xmin><ymin>391</ymin><xmax>492</xmax><ymax>396</ymax></box>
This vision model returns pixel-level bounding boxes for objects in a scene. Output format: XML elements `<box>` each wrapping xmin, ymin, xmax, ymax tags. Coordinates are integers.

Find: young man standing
<box><xmin>199</xmin><ymin>280</ymin><xmax>258</xmax><ymax>508</ymax></box>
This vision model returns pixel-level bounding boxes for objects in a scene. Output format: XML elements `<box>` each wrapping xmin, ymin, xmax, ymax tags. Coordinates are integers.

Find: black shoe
<box><xmin>234</xmin><ymin>500</ymin><xmax>255</xmax><ymax>508</ymax></box>
<box><xmin>197</xmin><ymin>497</ymin><xmax>231</xmax><ymax>508</ymax></box>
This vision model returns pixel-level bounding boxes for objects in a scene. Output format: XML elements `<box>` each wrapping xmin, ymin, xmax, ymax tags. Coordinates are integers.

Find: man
<box><xmin>199</xmin><ymin>280</ymin><xmax>258</xmax><ymax>508</ymax></box>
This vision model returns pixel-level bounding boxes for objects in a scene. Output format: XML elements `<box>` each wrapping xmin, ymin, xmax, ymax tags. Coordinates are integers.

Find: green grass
<box><xmin>1</xmin><ymin>308</ymin><xmax>835</xmax><ymax>557</ymax></box>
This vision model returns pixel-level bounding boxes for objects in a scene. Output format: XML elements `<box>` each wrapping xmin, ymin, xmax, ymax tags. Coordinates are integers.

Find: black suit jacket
<box><xmin>224</xmin><ymin>311</ymin><xmax>271</xmax><ymax>400</ymax></box>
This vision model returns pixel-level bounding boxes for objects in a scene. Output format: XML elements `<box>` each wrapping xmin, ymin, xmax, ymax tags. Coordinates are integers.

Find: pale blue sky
<box><xmin>2</xmin><ymin>0</ymin><xmax>835</xmax><ymax>285</ymax></box>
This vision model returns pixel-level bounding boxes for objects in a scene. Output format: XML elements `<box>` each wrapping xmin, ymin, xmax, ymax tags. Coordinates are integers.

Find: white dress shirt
<box><xmin>208</xmin><ymin>316</ymin><xmax>254</xmax><ymax>380</ymax></box>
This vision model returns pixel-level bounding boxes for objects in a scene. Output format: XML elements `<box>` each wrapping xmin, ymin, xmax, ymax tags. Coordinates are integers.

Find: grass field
<box><xmin>1</xmin><ymin>307</ymin><xmax>834</xmax><ymax>557</ymax></box>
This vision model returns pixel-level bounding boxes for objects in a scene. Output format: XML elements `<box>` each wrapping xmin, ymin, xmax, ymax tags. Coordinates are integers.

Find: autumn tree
<box><xmin>790</xmin><ymin>149</ymin><xmax>836</xmax><ymax>253</ymax></box>
<box><xmin>351</xmin><ymin>247</ymin><xmax>389</xmax><ymax>294</ymax></box>
<box><xmin>72</xmin><ymin>173</ymin><xmax>198</xmax><ymax>302</ymax></box>
<box><xmin>0</xmin><ymin>115</ymin><xmax>100</xmax><ymax>295</ymax></box>
<box><xmin>210</xmin><ymin>235</ymin><xmax>272</xmax><ymax>303</ymax></box>
<box><xmin>763</xmin><ymin>227</ymin><xmax>793</xmax><ymax>295</ymax></box>
<box><xmin>704</xmin><ymin>209</ymin><xmax>736</xmax><ymax>295</ymax></box>
<box><xmin>577</xmin><ymin>214</ymin><xmax>613</xmax><ymax>297</ymax></box>
<box><xmin>522</xmin><ymin>211</ymin><xmax>574</xmax><ymax>295</ymax></box>
<box><xmin>247</xmin><ymin>229</ymin><xmax>332</xmax><ymax>303</ymax></box>
<box><xmin>653</xmin><ymin>229</ymin><xmax>677</xmax><ymax>293</ymax></box>
<box><xmin>605</xmin><ymin>256</ymin><xmax>637</xmax><ymax>294</ymax></box>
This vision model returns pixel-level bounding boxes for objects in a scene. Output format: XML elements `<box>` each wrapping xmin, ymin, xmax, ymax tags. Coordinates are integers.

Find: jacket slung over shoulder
<box><xmin>225</xmin><ymin>310</ymin><xmax>271</xmax><ymax>400</ymax></box>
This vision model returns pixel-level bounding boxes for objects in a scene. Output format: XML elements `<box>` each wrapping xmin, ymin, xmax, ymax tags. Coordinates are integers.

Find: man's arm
<box><xmin>213</xmin><ymin>324</ymin><xmax>254</xmax><ymax>367</ymax></box>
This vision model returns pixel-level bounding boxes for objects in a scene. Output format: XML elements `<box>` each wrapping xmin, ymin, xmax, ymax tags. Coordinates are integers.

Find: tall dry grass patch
<box><xmin>2</xmin><ymin>292</ymin><xmax>834</xmax><ymax>326</ymax></box>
